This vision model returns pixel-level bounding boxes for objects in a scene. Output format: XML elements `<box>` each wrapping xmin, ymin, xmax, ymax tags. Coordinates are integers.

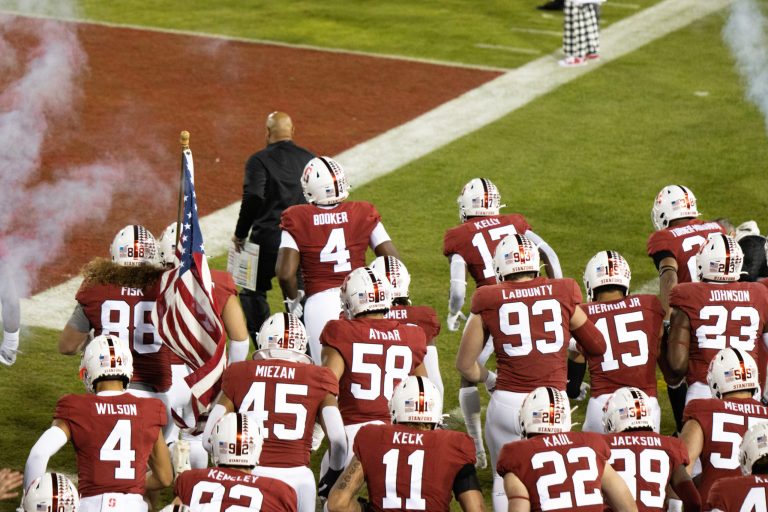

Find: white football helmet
<box><xmin>110</xmin><ymin>224</ymin><xmax>159</xmax><ymax>267</ymax></box>
<box><xmin>696</xmin><ymin>233</ymin><xmax>744</xmax><ymax>282</ymax></box>
<box><xmin>520</xmin><ymin>386</ymin><xmax>572</xmax><ymax>436</ymax></box>
<box><xmin>23</xmin><ymin>472</ymin><xmax>80</xmax><ymax>512</ymax></box>
<box><xmin>493</xmin><ymin>234</ymin><xmax>540</xmax><ymax>281</ymax></box>
<box><xmin>211</xmin><ymin>413</ymin><xmax>263</xmax><ymax>468</ymax></box>
<box><xmin>254</xmin><ymin>312</ymin><xmax>311</xmax><ymax>363</ymax></box>
<box><xmin>651</xmin><ymin>185</ymin><xmax>700</xmax><ymax>231</ymax></box>
<box><xmin>157</xmin><ymin>222</ymin><xmax>178</xmax><ymax>267</ymax></box>
<box><xmin>602</xmin><ymin>387</ymin><xmax>654</xmax><ymax>433</ymax></box>
<box><xmin>340</xmin><ymin>267</ymin><xmax>392</xmax><ymax>319</ymax></box>
<box><xmin>707</xmin><ymin>347</ymin><xmax>758</xmax><ymax>399</ymax></box>
<box><xmin>301</xmin><ymin>156</ymin><xmax>350</xmax><ymax>205</ymax></box>
<box><xmin>370</xmin><ymin>255</ymin><xmax>411</xmax><ymax>303</ymax></box>
<box><xmin>457</xmin><ymin>178</ymin><xmax>504</xmax><ymax>222</ymax></box>
<box><xmin>80</xmin><ymin>334</ymin><xmax>133</xmax><ymax>393</ymax></box>
<box><xmin>390</xmin><ymin>375</ymin><xmax>443</xmax><ymax>425</ymax></box>
<box><xmin>739</xmin><ymin>422</ymin><xmax>768</xmax><ymax>475</ymax></box>
<box><xmin>583</xmin><ymin>250</ymin><xmax>632</xmax><ymax>302</ymax></box>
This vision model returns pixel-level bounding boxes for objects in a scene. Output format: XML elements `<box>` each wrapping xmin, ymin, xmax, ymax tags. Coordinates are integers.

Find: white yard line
<box><xmin>19</xmin><ymin>0</ymin><xmax>732</xmax><ymax>329</ymax></box>
<box><xmin>509</xmin><ymin>27</ymin><xmax>564</xmax><ymax>37</ymax></box>
<box><xmin>474</xmin><ymin>43</ymin><xmax>542</xmax><ymax>55</ymax></box>
<box><xmin>604</xmin><ymin>2</ymin><xmax>643</xmax><ymax>10</ymax></box>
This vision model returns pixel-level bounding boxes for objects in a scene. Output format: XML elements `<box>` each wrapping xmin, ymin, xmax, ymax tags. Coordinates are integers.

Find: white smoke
<box><xmin>0</xmin><ymin>1</ymin><xmax>160</xmax><ymax>297</ymax></box>
<box><xmin>723</xmin><ymin>0</ymin><xmax>768</xmax><ymax>132</ymax></box>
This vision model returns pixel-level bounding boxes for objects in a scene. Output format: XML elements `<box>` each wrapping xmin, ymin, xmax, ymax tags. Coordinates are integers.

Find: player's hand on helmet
<box><xmin>317</xmin><ymin>468</ymin><xmax>343</xmax><ymax>499</ymax></box>
<box><xmin>284</xmin><ymin>290</ymin><xmax>305</xmax><ymax>318</ymax></box>
<box><xmin>446</xmin><ymin>311</ymin><xmax>467</xmax><ymax>331</ymax></box>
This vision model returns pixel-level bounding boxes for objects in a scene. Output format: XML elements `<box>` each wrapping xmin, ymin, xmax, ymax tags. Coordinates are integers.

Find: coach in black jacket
<box><xmin>232</xmin><ymin>111</ymin><xmax>314</xmax><ymax>342</ymax></box>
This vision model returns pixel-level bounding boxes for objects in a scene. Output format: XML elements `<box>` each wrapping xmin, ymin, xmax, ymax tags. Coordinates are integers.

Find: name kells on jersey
<box><xmin>94</xmin><ymin>403</ymin><xmax>138</xmax><ymax>416</ymax></box>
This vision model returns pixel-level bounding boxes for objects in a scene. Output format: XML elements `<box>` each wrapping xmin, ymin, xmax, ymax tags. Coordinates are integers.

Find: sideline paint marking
<box><xmin>19</xmin><ymin>0</ymin><xmax>733</xmax><ymax>329</ymax></box>
<box><xmin>475</xmin><ymin>43</ymin><xmax>542</xmax><ymax>55</ymax></box>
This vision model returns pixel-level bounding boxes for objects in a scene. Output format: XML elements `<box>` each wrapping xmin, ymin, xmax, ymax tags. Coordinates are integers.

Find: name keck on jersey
<box><xmin>502</xmin><ymin>284</ymin><xmax>553</xmax><ymax>300</ymax></box>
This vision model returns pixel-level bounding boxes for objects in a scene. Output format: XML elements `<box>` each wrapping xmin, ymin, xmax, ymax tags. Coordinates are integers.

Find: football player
<box><xmin>22</xmin><ymin>472</ymin><xmax>79</xmax><ymax>512</ymax></box>
<box><xmin>327</xmin><ymin>376</ymin><xmax>484</xmax><ymax>512</ymax></box>
<box><xmin>201</xmin><ymin>313</ymin><xmax>345</xmax><ymax>512</ymax></box>
<box><xmin>58</xmin><ymin>225</ymin><xmax>173</xmax><ymax>434</ymax></box>
<box><xmin>679</xmin><ymin>347</ymin><xmax>768</xmax><ymax>501</ymax></box>
<box><xmin>173</xmin><ymin>413</ymin><xmax>297</xmax><ymax>511</ymax></box>
<box><xmin>667</xmin><ymin>234</ymin><xmax>768</xmax><ymax>403</ymax></box>
<box><xmin>276</xmin><ymin>156</ymin><xmax>399</xmax><ymax>365</ymax></box>
<box><xmin>24</xmin><ymin>334</ymin><xmax>172</xmax><ymax>511</ymax></box>
<box><xmin>602</xmin><ymin>387</ymin><xmax>701</xmax><ymax>512</ymax></box>
<box><xmin>456</xmin><ymin>234</ymin><xmax>606</xmax><ymax>511</ymax></box>
<box><xmin>0</xmin><ymin>259</ymin><xmax>20</xmax><ymax>366</ymax></box>
<box><xmin>496</xmin><ymin>387</ymin><xmax>636</xmax><ymax>512</ymax></box>
<box><xmin>156</xmin><ymin>222</ymin><xmax>250</xmax><ymax>469</ymax></box>
<box><xmin>321</xmin><ymin>267</ymin><xmax>427</xmax><ymax>465</ymax></box>
<box><xmin>647</xmin><ymin>185</ymin><xmax>725</xmax><ymax>432</ymax></box>
<box><xmin>444</xmin><ymin>178</ymin><xmax>562</xmax><ymax>468</ymax></box>
<box><xmin>370</xmin><ymin>255</ymin><xmax>444</xmax><ymax>397</ymax></box>
<box><xmin>705</xmin><ymin>421</ymin><xmax>768</xmax><ymax>510</ymax></box>
<box><xmin>573</xmin><ymin>251</ymin><xmax>664</xmax><ymax>433</ymax></box>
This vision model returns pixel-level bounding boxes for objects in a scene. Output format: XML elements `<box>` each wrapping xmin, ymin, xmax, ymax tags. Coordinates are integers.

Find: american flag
<box><xmin>152</xmin><ymin>147</ymin><xmax>227</xmax><ymax>410</ymax></box>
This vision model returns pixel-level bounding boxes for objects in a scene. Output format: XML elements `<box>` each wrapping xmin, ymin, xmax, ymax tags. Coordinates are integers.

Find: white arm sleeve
<box><xmin>24</xmin><ymin>426</ymin><xmax>68</xmax><ymax>489</ymax></box>
<box><xmin>227</xmin><ymin>338</ymin><xmax>250</xmax><ymax>364</ymax></box>
<box><xmin>369</xmin><ymin>222</ymin><xmax>392</xmax><ymax>249</ymax></box>
<box><xmin>423</xmin><ymin>345</ymin><xmax>444</xmax><ymax>398</ymax></box>
<box><xmin>202</xmin><ymin>404</ymin><xmax>228</xmax><ymax>453</ymax></box>
<box><xmin>279</xmin><ymin>230</ymin><xmax>299</xmax><ymax>251</ymax></box>
<box><xmin>525</xmin><ymin>229</ymin><xmax>562</xmax><ymax>279</ymax></box>
<box><xmin>321</xmin><ymin>406</ymin><xmax>347</xmax><ymax>471</ymax></box>
<box><xmin>449</xmin><ymin>254</ymin><xmax>467</xmax><ymax>315</ymax></box>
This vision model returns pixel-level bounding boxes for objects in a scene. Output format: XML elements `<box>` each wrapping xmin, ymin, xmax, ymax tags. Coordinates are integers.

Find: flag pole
<box><xmin>176</xmin><ymin>130</ymin><xmax>190</xmax><ymax>246</ymax></box>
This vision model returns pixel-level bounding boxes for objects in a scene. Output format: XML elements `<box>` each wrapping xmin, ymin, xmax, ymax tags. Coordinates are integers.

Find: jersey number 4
<box><xmin>100</xmin><ymin>419</ymin><xmax>136</xmax><ymax>480</ymax></box>
<box><xmin>320</xmin><ymin>227</ymin><xmax>352</xmax><ymax>273</ymax></box>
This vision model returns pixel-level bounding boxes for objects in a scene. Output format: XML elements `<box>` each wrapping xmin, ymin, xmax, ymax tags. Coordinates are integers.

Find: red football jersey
<box><xmin>671</xmin><ymin>281</ymin><xmax>768</xmax><ymax>385</ymax></box>
<box><xmin>353</xmin><ymin>424</ymin><xmax>475</xmax><ymax>511</ymax></box>
<box><xmin>606</xmin><ymin>432</ymin><xmax>689</xmax><ymax>511</ymax></box>
<box><xmin>471</xmin><ymin>277</ymin><xmax>584</xmax><ymax>393</ymax></box>
<box><xmin>646</xmin><ymin>220</ymin><xmax>725</xmax><ymax>283</ymax></box>
<box><xmin>705</xmin><ymin>474</ymin><xmax>768</xmax><ymax>511</ymax></box>
<box><xmin>321</xmin><ymin>318</ymin><xmax>427</xmax><ymax>425</ymax></box>
<box><xmin>280</xmin><ymin>201</ymin><xmax>382</xmax><ymax>296</ymax></box>
<box><xmin>54</xmin><ymin>392</ymin><xmax>166</xmax><ymax>498</ymax></box>
<box><xmin>497</xmin><ymin>432</ymin><xmax>611</xmax><ymax>511</ymax></box>
<box><xmin>683</xmin><ymin>397</ymin><xmax>768</xmax><ymax>499</ymax></box>
<box><xmin>175</xmin><ymin>467</ymin><xmax>297</xmax><ymax>511</ymax></box>
<box><xmin>168</xmin><ymin>269</ymin><xmax>237</xmax><ymax>366</ymax></box>
<box><xmin>384</xmin><ymin>305</ymin><xmax>441</xmax><ymax>344</ymax></box>
<box><xmin>582</xmin><ymin>294</ymin><xmax>663</xmax><ymax>397</ymax></box>
<box><xmin>443</xmin><ymin>214</ymin><xmax>532</xmax><ymax>288</ymax></box>
<box><xmin>221</xmin><ymin>359</ymin><xmax>338</xmax><ymax>467</ymax></box>
<box><xmin>76</xmin><ymin>281</ymin><xmax>172</xmax><ymax>392</ymax></box>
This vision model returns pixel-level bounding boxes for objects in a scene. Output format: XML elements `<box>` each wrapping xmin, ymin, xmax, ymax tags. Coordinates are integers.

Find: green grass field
<box><xmin>2</xmin><ymin>1</ymin><xmax>768</xmax><ymax>510</ymax></box>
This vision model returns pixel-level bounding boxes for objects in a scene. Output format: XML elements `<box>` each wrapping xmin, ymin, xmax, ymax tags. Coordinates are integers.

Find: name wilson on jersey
<box><xmin>95</xmin><ymin>403</ymin><xmax>138</xmax><ymax>416</ymax></box>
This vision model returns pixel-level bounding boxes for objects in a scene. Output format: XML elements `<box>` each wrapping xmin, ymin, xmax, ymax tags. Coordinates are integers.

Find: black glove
<box><xmin>318</xmin><ymin>468</ymin><xmax>344</xmax><ymax>498</ymax></box>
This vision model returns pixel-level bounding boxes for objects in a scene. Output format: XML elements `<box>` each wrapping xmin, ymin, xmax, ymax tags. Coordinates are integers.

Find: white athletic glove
<box><xmin>446</xmin><ymin>311</ymin><xmax>467</xmax><ymax>332</ymax></box>
<box><xmin>576</xmin><ymin>382</ymin><xmax>590</xmax><ymax>401</ymax></box>
<box><xmin>484</xmin><ymin>370</ymin><xmax>497</xmax><ymax>394</ymax></box>
<box><xmin>171</xmin><ymin>439</ymin><xmax>191</xmax><ymax>479</ymax></box>
<box><xmin>284</xmin><ymin>290</ymin><xmax>306</xmax><ymax>318</ymax></box>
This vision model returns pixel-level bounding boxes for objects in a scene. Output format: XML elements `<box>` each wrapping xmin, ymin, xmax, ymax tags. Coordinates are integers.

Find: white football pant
<box><xmin>252</xmin><ymin>465</ymin><xmax>315</xmax><ymax>512</ymax></box>
<box><xmin>485</xmin><ymin>390</ymin><xmax>528</xmax><ymax>512</ymax></box>
<box><xmin>126</xmin><ymin>387</ymin><xmax>172</xmax><ymax>440</ymax></box>
<box><xmin>79</xmin><ymin>493</ymin><xmax>147</xmax><ymax>512</ymax></box>
<box><xmin>304</xmin><ymin>287</ymin><xmax>342</xmax><ymax>365</ymax></box>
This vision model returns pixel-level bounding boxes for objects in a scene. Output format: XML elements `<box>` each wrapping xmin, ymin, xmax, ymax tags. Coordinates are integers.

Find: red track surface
<box><xmin>7</xmin><ymin>18</ymin><xmax>500</xmax><ymax>293</ymax></box>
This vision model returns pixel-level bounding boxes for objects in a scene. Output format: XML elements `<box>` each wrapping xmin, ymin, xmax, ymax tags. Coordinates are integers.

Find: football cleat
<box><xmin>301</xmin><ymin>156</ymin><xmax>350</xmax><ymax>206</ymax></box>
<box><xmin>0</xmin><ymin>345</ymin><xmax>17</xmax><ymax>366</ymax></box>
<box><xmin>696</xmin><ymin>233</ymin><xmax>744</xmax><ymax>282</ymax></box>
<box><xmin>583</xmin><ymin>250</ymin><xmax>631</xmax><ymax>301</ymax></box>
<box><xmin>651</xmin><ymin>185</ymin><xmax>699</xmax><ymax>231</ymax></box>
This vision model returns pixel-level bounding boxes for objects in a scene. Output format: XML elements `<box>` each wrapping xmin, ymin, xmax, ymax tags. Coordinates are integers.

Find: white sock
<box><xmin>492</xmin><ymin>475</ymin><xmax>507</xmax><ymax>512</ymax></box>
<box><xmin>227</xmin><ymin>339</ymin><xmax>250</xmax><ymax>363</ymax></box>
<box><xmin>459</xmin><ymin>387</ymin><xmax>484</xmax><ymax>452</ymax></box>
<box><xmin>2</xmin><ymin>329</ymin><xmax>19</xmax><ymax>351</ymax></box>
